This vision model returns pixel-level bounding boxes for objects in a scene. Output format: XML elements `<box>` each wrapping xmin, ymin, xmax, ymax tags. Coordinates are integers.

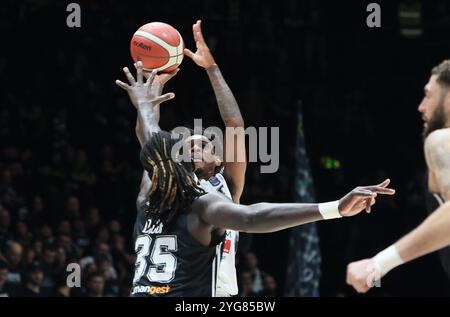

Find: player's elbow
<box><xmin>238</xmin><ymin>204</ymin><xmax>268</xmax><ymax>233</ymax></box>
<box><xmin>225</xmin><ymin>205</ymin><xmax>256</xmax><ymax>232</ymax></box>
<box><xmin>239</xmin><ymin>203</ymin><xmax>286</xmax><ymax>233</ymax></box>
<box><xmin>241</xmin><ymin>209</ymin><xmax>256</xmax><ymax>230</ymax></box>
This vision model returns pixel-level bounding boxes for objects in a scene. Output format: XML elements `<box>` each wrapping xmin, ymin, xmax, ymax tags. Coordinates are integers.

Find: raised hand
<box><xmin>115</xmin><ymin>61</ymin><xmax>175</xmax><ymax>109</ymax></box>
<box><xmin>338</xmin><ymin>179</ymin><xmax>395</xmax><ymax>217</ymax></box>
<box><xmin>183</xmin><ymin>20</ymin><xmax>216</xmax><ymax>68</ymax></box>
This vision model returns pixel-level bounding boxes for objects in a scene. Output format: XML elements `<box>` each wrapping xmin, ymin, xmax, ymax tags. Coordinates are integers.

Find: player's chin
<box><xmin>193</xmin><ymin>162</ymin><xmax>207</xmax><ymax>175</ymax></box>
<box><xmin>193</xmin><ymin>161</ymin><xmax>216</xmax><ymax>177</ymax></box>
<box><xmin>193</xmin><ymin>160</ymin><xmax>205</xmax><ymax>170</ymax></box>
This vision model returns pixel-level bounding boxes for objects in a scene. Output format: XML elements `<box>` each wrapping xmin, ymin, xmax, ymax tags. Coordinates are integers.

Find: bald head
<box><xmin>6</xmin><ymin>241</ymin><xmax>23</xmax><ymax>267</ymax></box>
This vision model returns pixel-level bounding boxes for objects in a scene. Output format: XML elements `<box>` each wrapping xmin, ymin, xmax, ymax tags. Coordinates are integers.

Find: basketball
<box><xmin>130</xmin><ymin>22</ymin><xmax>184</xmax><ymax>73</ymax></box>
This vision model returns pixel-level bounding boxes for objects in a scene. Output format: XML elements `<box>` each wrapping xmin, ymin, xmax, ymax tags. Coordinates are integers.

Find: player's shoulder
<box><xmin>195</xmin><ymin>190</ymin><xmax>227</xmax><ymax>205</ymax></box>
<box><xmin>425</xmin><ymin>128</ymin><xmax>450</xmax><ymax>151</ymax></box>
<box><xmin>192</xmin><ymin>191</ymin><xmax>230</xmax><ymax>214</ymax></box>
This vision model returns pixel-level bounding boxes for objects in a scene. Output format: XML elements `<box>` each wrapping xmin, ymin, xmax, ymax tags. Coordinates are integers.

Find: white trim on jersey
<box><xmin>200</xmin><ymin>173</ymin><xmax>239</xmax><ymax>297</ymax></box>
<box><xmin>215</xmin><ymin>230</ymin><xmax>239</xmax><ymax>297</ymax></box>
<box><xmin>211</xmin><ymin>249</ymin><xmax>216</xmax><ymax>297</ymax></box>
<box><xmin>433</xmin><ymin>193</ymin><xmax>445</xmax><ymax>206</ymax></box>
<box><xmin>211</xmin><ymin>244</ymin><xmax>222</xmax><ymax>297</ymax></box>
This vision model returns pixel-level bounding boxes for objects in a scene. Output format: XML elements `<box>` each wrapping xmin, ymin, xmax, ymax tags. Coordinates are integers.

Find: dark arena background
<box><xmin>1</xmin><ymin>0</ymin><xmax>450</xmax><ymax>298</ymax></box>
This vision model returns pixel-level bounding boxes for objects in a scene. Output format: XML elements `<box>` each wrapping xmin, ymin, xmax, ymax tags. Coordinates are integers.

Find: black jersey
<box><xmin>131</xmin><ymin>201</ymin><xmax>223</xmax><ymax>297</ymax></box>
<box><xmin>426</xmin><ymin>191</ymin><xmax>450</xmax><ymax>279</ymax></box>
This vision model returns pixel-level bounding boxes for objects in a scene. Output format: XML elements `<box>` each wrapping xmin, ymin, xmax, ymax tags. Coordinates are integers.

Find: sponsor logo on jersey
<box><xmin>132</xmin><ymin>285</ymin><xmax>171</xmax><ymax>295</ymax></box>
<box><xmin>142</xmin><ymin>219</ymin><xmax>163</xmax><ymax>234</ymax></box>
<box><xmin>223</xmin><ymin>239</ymin><xmax>231</xmax><ymax>254</ymax></box>
<box><xmin>208</xmin><ymin>176</ymin><xmax>221</xmax><ymax>187</ymax></box>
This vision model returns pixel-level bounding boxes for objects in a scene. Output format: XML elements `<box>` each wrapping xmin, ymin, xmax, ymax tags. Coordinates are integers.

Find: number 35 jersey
<box><xmin>131</xmin><ymin>201</ymin><xmax>223</xmax><ymax>297</ymax></box>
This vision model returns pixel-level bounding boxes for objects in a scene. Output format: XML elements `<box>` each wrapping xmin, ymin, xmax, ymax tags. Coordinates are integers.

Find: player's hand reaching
<box><xmin>134</xmin><ymin>63</ymin><xmax>180</xmax><ymax>87</ymax></box>
<box><xmin>346</xmin><ymin>258</ymin><xmax>382</xmax><ymax>293</ymax></box>
<box><xmin>184</xmin><ymin>20</ymin><xmax>216</xmax><ymax>69</ymax></box>
<box><xmin>338</xmin><ymin>179</ymin><xmax>395</xmax><ymax>217</ymax></box>
<box><xmin>116</xmin><ymin>61</ymin><xmax>175</xmax><ymax>109</ymax></box>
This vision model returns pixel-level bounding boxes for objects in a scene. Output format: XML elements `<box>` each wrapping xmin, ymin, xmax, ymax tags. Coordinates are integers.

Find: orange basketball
<box><xmin>130</xmin><ymin>22</ymin><xmax>184</xmax><ymax>73</ymax></box>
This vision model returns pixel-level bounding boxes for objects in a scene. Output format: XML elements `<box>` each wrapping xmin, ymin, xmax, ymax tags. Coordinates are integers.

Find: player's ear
<box><xmin>214</xmin><ymin>156</ymin><xmax>222</xmax><ymax>167</ymax></box>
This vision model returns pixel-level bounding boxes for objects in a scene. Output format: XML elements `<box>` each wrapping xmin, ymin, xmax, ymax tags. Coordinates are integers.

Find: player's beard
<box><xmin>193</xmin><ymin>164</ymin><xmax>209</xmax><ymax>180</ymax></box>
<box><xmin>423</xmin><ymin>101</ymin><xmax>447</xmax><ymax>139</ymax></box>
<box><xmin>193</xmin><ymin>161</ymin><xmax>217</xmax><ymax>180</ymax></box>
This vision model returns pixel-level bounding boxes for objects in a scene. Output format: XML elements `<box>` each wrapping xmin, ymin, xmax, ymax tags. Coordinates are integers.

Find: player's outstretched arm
<box><xmin>116</xmin><ymin>62</ymin><xmax>175</xmax><ymax>206</ymax></box>
<box><xmin>346</xmin><ymin>130</ymin><xmax>450</xmax><ymax>293</ymax></box>
<box><xmin>116</xmin><ymin>62</ymin><xmax>175</xmax><ymax>144</ymax></box>
<box><xmin>132</xmin><ymin>64</ymin><xmax>179</xmax><ymax>147</ymax></box>
<box><xmin>184</xmin><ymin>20</ymin><xmax>246</xmax><ymax>202</ymax></box>
<box><xmin>131</xmin><ymin>64</ymin><xmax>179</xmax><ymax>147</ymax></box>
<box><xmin>184</xmin><ymin>20</ymin><xmax>243</xmax><ymax>128</ymax></box>
<box><xmin>196</xmin><ymin>179</ymin><xmax>394</xmax><ymax>233</ymax></box>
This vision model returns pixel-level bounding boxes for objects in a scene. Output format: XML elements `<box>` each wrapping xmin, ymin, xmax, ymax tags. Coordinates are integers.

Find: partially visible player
<box><xmin>135</xmin><ymin>20</ymin><xmax>245</xmax><ymax>297</ymax></box>
<box><xmin>183</xmin><ymin>20</ymin><xmax>244</xmax><ymax>297</ymax></box>
<box><xmin>346</xmin><ymin>60</ymin><xmax>450</xmax><ymax>293</ymax></box>
<box><xmin>116</xmin><ymin>64</ymin><xmax>396</xmax><ymax>296</ymax></box>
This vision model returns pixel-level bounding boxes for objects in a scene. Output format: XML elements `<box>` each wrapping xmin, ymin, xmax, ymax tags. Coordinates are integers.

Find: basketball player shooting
<box><xmin>130</xmin><ymin>20</ymin><xmax>246</xmax><ymax>297</ymax></box>
<box><xmin>183</xmin><ymin>19</ymin><xmax>245</xmax><ymax>297</ymax></box>
<box><xmin>116</xmin><ymin>56</ymin><xmax>395</xmax><ymax>297</ymax></box>
<box><xmin>346</xmin><ymin>60</ymin><xmax>450</xmax><ymax>293</ymax></box>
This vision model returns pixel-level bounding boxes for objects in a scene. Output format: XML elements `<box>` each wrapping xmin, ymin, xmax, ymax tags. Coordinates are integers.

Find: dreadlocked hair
<box><xmin>140</xmin><ymin>130</ymin><xmax>206</xmax><ymax>230</ymax></box>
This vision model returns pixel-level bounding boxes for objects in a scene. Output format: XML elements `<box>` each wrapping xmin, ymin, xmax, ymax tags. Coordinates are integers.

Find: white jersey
<box><xmin>199</xmin><ymin>173</ymin><xmax>239</xmax><ymax>297</ymax></box>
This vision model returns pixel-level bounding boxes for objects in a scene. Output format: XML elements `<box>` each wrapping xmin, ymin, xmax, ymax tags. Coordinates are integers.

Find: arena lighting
<box><xmin>320</xmin><ymin>156</ymin><xmax>342</xmax><ymax>170</ymax></box>
<box><xmin>399</xmin><ymin>0</ymin><xmax>423</xmax><ymax>37</ymax></box>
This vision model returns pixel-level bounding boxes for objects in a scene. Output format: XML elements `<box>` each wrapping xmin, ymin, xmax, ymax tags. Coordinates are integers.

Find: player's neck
<box><xmin>196</xmin><ymin>170</ymin><xmax>214</xmax><ymax>181</ymax></box>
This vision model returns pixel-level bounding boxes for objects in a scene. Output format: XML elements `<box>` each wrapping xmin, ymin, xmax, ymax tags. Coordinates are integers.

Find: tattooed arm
<box><xmin>396</xmin><ymin>129</ymin><xmax>450</xmax><ymax>261</ymax></box>
<box><xmin>346</xmin><ymin>128</ymin><xmax>450</xmax><ymax>293</ymax></box>
<box><xmin>184</xmin><ymin>20</ymin><xmax>246</xmax><ymax>202</ymax></box>
<box><xmin>426</xmin><ymin>129</ymin><xmax>450</xmax><ymax>199</ymax></box>
<box><xmin>392</xmin><ymin>129</ymin><xmax>450</xmax><ymax>261</ymax></box>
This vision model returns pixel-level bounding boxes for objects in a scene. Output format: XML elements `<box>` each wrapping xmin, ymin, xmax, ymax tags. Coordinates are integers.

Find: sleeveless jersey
<box><xmin>199</xmin><ymin>173</ymin><xmax>239</xmax><ymax>297</ymax></box>
<box><xmin>131</xmin><ymin>201</ymin><xmax>223</xmax><ymax>297</ymax></box>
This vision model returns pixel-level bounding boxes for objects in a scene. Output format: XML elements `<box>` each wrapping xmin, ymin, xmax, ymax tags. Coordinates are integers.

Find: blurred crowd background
<box><xmin>1</xmin><ymin>0</ymin><xmax>450</xmax><ymax>296</ymax></box>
